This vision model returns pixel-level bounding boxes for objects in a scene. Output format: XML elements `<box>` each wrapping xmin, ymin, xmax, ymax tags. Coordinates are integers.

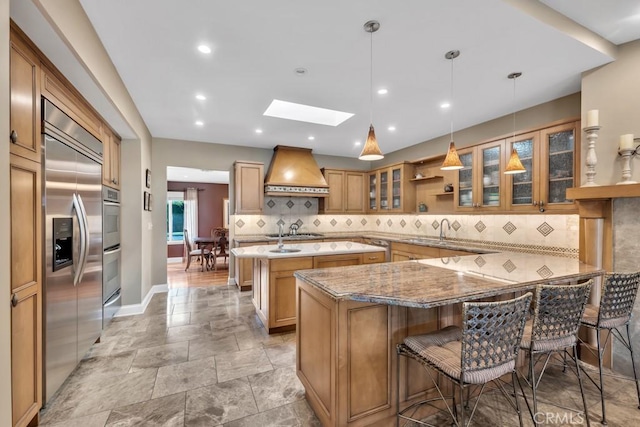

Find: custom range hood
<box><xmin>264</xmin><ymin>145</ymin><xmax>329</xmax><ymax>197</ymax></box>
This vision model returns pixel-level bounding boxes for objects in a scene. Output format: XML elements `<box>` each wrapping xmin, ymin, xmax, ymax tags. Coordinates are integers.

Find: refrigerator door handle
<box><xmin>104</xmin><ymin>290</ymin><xmax>121</xmax><ymax>307</ymax></box>
<box><xmin>76</xmin><ymin>194</ymin><xmax>91</xmax><ymax>284</ymax></box>
<box><xmin>71</xmin><ymin>193</ymin><xmax>85</xmax><ymax>286</ymax></box>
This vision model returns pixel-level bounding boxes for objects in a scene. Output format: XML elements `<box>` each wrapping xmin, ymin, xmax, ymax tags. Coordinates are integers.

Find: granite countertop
<box><xmin>294</xmin><ymin>251</ymin><xmax>603</xmax><ymax>309</ymax></box>
<box><xmin>231</xmin><ymin>241</ymin><xmax>385</xmax><ymax>259</ymax></box>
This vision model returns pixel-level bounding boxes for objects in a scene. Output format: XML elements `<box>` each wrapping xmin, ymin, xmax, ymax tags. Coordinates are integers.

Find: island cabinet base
<box><xmin>296</xmin><ymin>278</ymin><xmax>461</xmax><ymax>426</ymax></box>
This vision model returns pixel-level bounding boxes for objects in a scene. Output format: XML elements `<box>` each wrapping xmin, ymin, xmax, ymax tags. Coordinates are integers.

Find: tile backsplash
<box><xmin>232</xmin><ymin>196</ymin><xmax>579</xmax><ymax>257</ymax></box>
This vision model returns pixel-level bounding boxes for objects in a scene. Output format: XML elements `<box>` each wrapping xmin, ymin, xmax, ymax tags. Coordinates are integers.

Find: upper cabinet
<box><xmin>10</xmin><ymin>30</ymin><xmax>41</xmax><ymax>163</ymax></box>
<box><xmin>368</xmin><ymin>162</ymin><xmax>414</xmax><ymax>213</ymax></box>
<box><xmin>102</xmin><ymin>126</ymin><xmax>121</xmax><ymax>189</ymax></box>
<box><xmin>454</xmin><ymin>140</ymin><xmax>506</xmax><ymax>212</ymax></box>
<box><xmin>235</xmin><ymin>161</ymin><xmax>264</xmax><ymax>214</ymax></box>
<box><xmin>505</xmin><ymin>121</ymin><xmax>579</xmax><ymax>212</ymax></box>
<box><xmin>319</xmin><ymin>169</ymin><xmax>366</xmax><ymax>214</ymax></box>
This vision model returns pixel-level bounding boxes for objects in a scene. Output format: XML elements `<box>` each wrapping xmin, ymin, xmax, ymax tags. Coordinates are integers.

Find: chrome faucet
<box><xmin>277</xmin><ymin>223</ymin><xmax>284</xmax><ymax>249</ymax></box>
<box><xmin>439</xmin><ymin>218</ymin><xmax>451</xmax><ymax>243</ymax></box>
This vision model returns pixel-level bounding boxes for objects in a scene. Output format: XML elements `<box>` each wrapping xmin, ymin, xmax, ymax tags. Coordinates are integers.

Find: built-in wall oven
<box><xmin>103</xmin><ymin>186</ymin><xmax>121</xmax><ymax>327</ymax></box>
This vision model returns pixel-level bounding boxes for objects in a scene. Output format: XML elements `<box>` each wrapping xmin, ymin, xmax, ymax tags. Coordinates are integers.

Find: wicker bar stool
<box><xmin>519</xmin><ymin>280</ymin><xmax>593</xmax><ymax>427</ymax></box>
<box><xmin>578</xmin><ymin>271</ymin><xmax>640</xmax><ymax>425</ymax></box>
<box><xmin>396</xmin><ymin>292</ymin><xmax>532</xmax><ymax>427</ymax></box>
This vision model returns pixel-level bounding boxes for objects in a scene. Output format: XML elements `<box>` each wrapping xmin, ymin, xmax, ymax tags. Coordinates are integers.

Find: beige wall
<box><xmin>372</xmin><ymin>92</ymin><xmax>581</xmax><ymax>168</ymax></box>
<box><xmin>582</xmin><ymin>39</ymin><xmax>640</xmax><ymax>185</ymax></box>
<box><xmin>0</xmin><ymin>0</ymin><xmax>12</xmax><ymax>422</ymax></box>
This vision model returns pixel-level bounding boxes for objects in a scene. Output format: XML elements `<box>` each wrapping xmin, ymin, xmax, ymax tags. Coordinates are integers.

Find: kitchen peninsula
<box><xmin>294</xmin><ymin>252</ymin><xmax>603</xmax><ymax>426</ymax></box>
<box><xmin>232</xmin><ymin>241</ymin><xmax>385</xmax><ymax>333</ymax></box>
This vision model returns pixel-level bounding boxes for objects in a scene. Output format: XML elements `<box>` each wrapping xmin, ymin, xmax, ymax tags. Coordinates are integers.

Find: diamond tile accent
<box><xmin>432</xmin><ymin>220</ymin><xmax>440</xmax><ymax>230</ymax></box>
<box><xmin>475</xmin><ymin>221</ymin><xmax>486</xmax><ymax>233</ymax></box>
<box><xmin>376</xmin><ymin>219</ymin><xmax>381</xmax><ymax>226</ymax></box>
<box><xmin>400</xmin><ymin>219</ymin><xmax>407</xmax><ymax>228</ymax></box>
<box><xmin>235</xmin><ymin>219</ymin><xmax>245</xmax><ymax>228</ymax></box>
<box><xmin>330</xmin><ymin>219</ymin><xmax>337</xmax><ymax>227</ymax></box>
<box><xmin>256</xmin><ymin>219</ymin><xmax>265</xmax><ymax>228</ymax></box>
<box><xmin>330</xmin><ymin>242</ymin><xmax>337</xmax><ymax>250</ymax></box>
<box><xmin>537</xmin><ymin>222</ymin><xmax>554</xmax><ymax>237</ymax></box>
<box><xmin>537</xmin><ymin>265</ymin><xmax>553</xmax><ymax>278</ymax></box>
<box><xmin>295</xmin><ymin>219</ymin><xmax>303</xmax><ymax>227</ymax></box>
<box><xmin>361</xmin><ymin>218</ymin><xmax>367</xmax><ymax>226</ymax></box>
<box><xmin>502</xmin><ymin>221</ymin><xmax>517</xmax><ymax>235</ymax></box>
<box><xmin>451</xmin><ymin>220</ymin><xmax>461</xmax><ymax>231</ymax></box>
<box><xmin>474</xmin><ymin>256</ymin><xmax>486</xmax><ymax>268</ymax></box>
<box><xmin>286</xmin><ymin>200</ymin><xmax>295</xmax><ymax>209</ymax></box>
<box><xmin>387</xmin><ymin>219</ymin><xmax>393</xmax><ymax>227</ymax></box>
<box><xmin>414</xmin><ymin>220</ymin><xmax>422</xmax><ymax>229</ymax></box>
<box><xmin>313</xmin><ymin>219</ymin><xmax>321</xmax><ymax>227</ymax></box>
<box><xmin>276</xmin><ymin>219</ymin><xmax>285</xmax><ymax>226</ymax></box>
<box><xmin>267</xmin><ymin>199</ymin><xmax>276</xmax><ymax>208</ymax></box>
<box><xmin>304</xmin><ymin>200</ymin><xmax>312</xmax><ymax>209</ymax></box>
<box><xmin>502</xmin><ymin>259</ymin><xmax>517</xmax><ymax>273</ymax></box>
<box><xmin>346</xmin><ymin>219</ymin><xmax>353</xmax><ymax>226</ymax></box>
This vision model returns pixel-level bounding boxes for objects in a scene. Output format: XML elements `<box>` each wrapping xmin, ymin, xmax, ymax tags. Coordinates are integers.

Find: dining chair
<box><xmin>183</xmin><ymin>228</ymin><xmax>210</xmax><ymax>271</ymax></box>
<box><xmin>578</xmin><ymin>271</ymin><xmax>640</xmax><ymax>425</ymax></box>
<box><xmin>519</xmin><ymin>280</ymin><xmax>592</xmax><ymax>427</ymax></box>
<box><xmin>396</xmin><ymin>292</ymin><xmax>532</xmax><ymax>427</ymax></box>
<box><xmin>209</xmin><ymin>228</ymin><xmax>229</xmax><ymax>270</ymax></box>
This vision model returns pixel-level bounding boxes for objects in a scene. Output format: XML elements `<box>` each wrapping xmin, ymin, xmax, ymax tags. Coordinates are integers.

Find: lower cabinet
<box><xmin>252</xmin><ymin>251</ymin><xmax>384</xmax><ymax>334</ymax></box>
<box><xmin>391</xmin><ymin>242</ymin><xmax>476</xmax><ymax>261</ymax></box>
<box><xmin>234</xmin><ymin>242</ymin><xmax>271</xmax><ymax>291</ymax></box>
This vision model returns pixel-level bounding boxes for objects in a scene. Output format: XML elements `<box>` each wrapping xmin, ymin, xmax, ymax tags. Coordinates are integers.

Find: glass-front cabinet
<box><xmin>455</xmin><ymin>141</ymin><xmax>505</xmax><ymax>212</ymax></box>
<box><xmin>505</xmin><ymin>131</ymin><xmax>539</xmax><ymax>211</ymax></box>
<box><xmin>367</xmin><ymin>162</ymin><xmax>414</xmax><ymax>213</ymax></box>
<box><xmin>368</xmin><ymin>172</ymin><xmax>377</xmax><ymax>211</ymax></box>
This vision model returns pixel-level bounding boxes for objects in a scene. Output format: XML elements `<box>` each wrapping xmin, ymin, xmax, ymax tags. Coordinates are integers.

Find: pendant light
<box><xmin>359</xmin><ymin>20</ymin><xmax>384</xmax><ymax>161</ymax></box>
<box><xmin>441</xmin><ymin>50</ymin><xmax>463</xmax><ymax>170</ymax></box>
<box><xmin>505</xmin><ymin>72</ymin><xmax>526</xmax><ymax>174</ymax></box>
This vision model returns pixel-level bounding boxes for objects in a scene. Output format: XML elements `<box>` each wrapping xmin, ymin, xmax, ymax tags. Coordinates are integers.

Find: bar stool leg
<box><xmin>458</xmin><ymin>381</ymin><xmax>465</xmax><ymax>427</ymax></box>
<box><xmin>596</xmin><ymin>330</ymin><xmax>607</xmax><ymax>425</ymax></box>
<box><xmin>626</xmin><ymin>324</ymin><xmax>640</xmax><ymax>409</ymax></box>
<box><xmin>529</xmin><ymin>354</ymin><xmax>539</xmax><ymax>426</ymax></box>
<box><xmin>573</xmin><ymin>345</ymin><xmax>591</xmax><ymax>427</ymax></box>
<box><xmin>512</xmin><ymin>371</ymin><xmax>524</xmax><ymax>427</ymax></box>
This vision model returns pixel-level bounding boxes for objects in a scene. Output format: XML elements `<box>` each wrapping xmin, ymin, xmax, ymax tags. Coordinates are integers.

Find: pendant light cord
<box><xmin>370</xmin><ymin>29</ymin><xmax>373</xmax><ymax>125</ymax></box>
<box><xmin>512</xmin><ymin>75</ymin><xmax>517</xmax><ymax>141</ymax></box>
<box><xmin>449</xmin><ymin>54</ymin><xmax>454</xmax><ymax>142</ymax></box>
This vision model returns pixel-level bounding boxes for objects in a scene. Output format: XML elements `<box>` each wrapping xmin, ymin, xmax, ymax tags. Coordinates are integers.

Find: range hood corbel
<box><xmin>264</xmin><ymin>145</ymin><xmax>329</xmax><ymax>197</ymax></box>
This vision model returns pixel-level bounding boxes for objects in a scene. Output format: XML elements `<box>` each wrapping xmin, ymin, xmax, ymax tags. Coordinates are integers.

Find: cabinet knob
<box><xmin>112</xmin><ymin>178</ymin><xmax>117</xmax><ymax>184</ymax></box>
<box><xmin>10</xmin><ymin>130</ymin><xmax>17</xmax><ymax>144</ymax></box>
<box><xmin>11</xmin><ymin>293</ymin><xmax>17</xmax><ymax>307</ymax></box>
<box><xmin>533</xmin><ymin>201</ymin><xmax>538</xmax><ymax>206</ymax></box>
<box><xmin>539</xmin><ymin>200</ymin><xmax>545</xmax><ymax>213</ymax></box>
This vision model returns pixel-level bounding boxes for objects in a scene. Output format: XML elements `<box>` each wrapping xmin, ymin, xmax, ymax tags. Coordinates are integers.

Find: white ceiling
<box><xmin>10</xmin><ymin>1</ymin><xmax>640</xmax><ymax>159</ymax></box>
<box><xmin>166</xmin><ymin>167</ymin><xmax>229</xmax><ymax>184</ymax></box>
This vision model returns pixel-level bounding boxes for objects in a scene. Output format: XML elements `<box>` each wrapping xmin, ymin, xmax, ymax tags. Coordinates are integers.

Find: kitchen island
<box><xmin>231</xmin><ymin>241</ymin><xmax>385</xmax><ymax>333</ymax></box>
<box><xmin>294</xmin><ymin>252</ymin><xmax>603</xmax><ymax>426</ymax></box>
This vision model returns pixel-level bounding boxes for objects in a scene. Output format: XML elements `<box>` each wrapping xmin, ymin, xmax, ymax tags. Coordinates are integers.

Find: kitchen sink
<box><xmin>266</xmin><ymin>233</ymin><xmax>323</xmax><ymax>239</ymax></box>
<box><xmin>269</xmin><ymin>248</ymin><xmax>302</xmax><ymax>253</ymax></box>
<box><xmin>405</xmin><ymin>238</ymin><xmax>450</xmax><ymax>246</ymax></box>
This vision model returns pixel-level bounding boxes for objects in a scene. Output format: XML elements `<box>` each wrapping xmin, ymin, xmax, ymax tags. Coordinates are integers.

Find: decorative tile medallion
<box><xmin>330</xmin><ymin>242</ymin><xmax>337</xmax><ymax>249</ymax></box>
<box><xmin>432</xmin><ymin>220</ymin><xmax>440</xmax><ymax>230</ymax></box>
<box><xmin>387</xmin><ymin>219</ymin><xmax>393</xmax><ymax>227</ymax></box>
<box><xmin>451</xmin><ymin>220</ymin><xmax>461</xmax><ymax>231</ymax></box>
<box><xmin>474</xmin><ymin>256</ymin><xmax>486</xmax><ymax>268</ymax></box>
<box><xmin>502</xmin><ymin>221</ymin><xmax>516</xmax><ymax>235</ymax></box>
<box><xmin>475</xmin><ymin>221</ymin><xmax>486</xmax><ymax>233</ymax></box>
<box><xmin>502</xmin><ymin>259</ymin><xmax>517</xmax><ymax>273</ymax></box>
<box><xmin>304</xmin><ymin>200</ymin><xmax>312</xmax><ymax>209</ymax></box>
<box><xmin>256</xmin><ymin>219</ymin><xmax>265</xmax><ymax>228</ymax></box>
<box><xmin>346</xmin><ymin>218</ymin><xmax>353</xmax><ymax>226</ymax></box>
<box><xmin>235</xmin><ymin>219</ymin><xmax>245</xmax><ymax>228</ymax></box>
<box><xmin>277</xmin><ymin>218</ymin><xmax>285</xmax><ymax>226</ymax></box>
<box><xmin>361</xmin><ymin>218</ymin><xmax>367</xmax><ymax>226</ymax></box>
<box><xmin>400</xmin><ymin>219</ymin><xmax>406</xmax><ymax>228</ymax></box>
<box><xmin>537</xmin><ymin>222</ymin><xmax>554</xmax><ymax>237</ymax></box>
<box><xmin>414</xmin><ymin>220</ymin><xmax>422</xmax><ymax>229</ymax></box>
<box><xmin>330</xmin><ymin>219</ymin><xmax>337</xmax><ymax>227</ymax></box>
<box><xmin>537</xmin><ymin>265</ymin><xmax>553</xmax><ymax>278</ymax></box>
<box><xmin>267</xmin><ymin>199</ymin><xmax>276</xmax><ymax>209</ymax></box>
<box><xmin>313</xmin><ymin>219</ymin><xmax>321</xmax><ymax>227</ymax></box>
<box><xmin>286</xmin><ymin>200</ymin><xmax>295</xmax><ymax>209</ymax></box>
<box><xmin>376</xmin><ymin>219</ymin><xmax>381</xmax><ymax>226</ymax></box>
<box><xmin>295</xmin><ymin>219</ymin><xmax>303</xmax><ymax>226</ymax></box>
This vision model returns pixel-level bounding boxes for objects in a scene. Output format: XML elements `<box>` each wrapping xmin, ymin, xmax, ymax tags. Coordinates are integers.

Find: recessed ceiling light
<box><xmin>308</xmin><ymin>136</ymin><xmax>315</xmax><ymax>140</ymax></box>
<box><xmin>197</xmin><ymin>45</ymin><xmax>211</xmax><ymax>54</ymax></box>
<box><xmin>354</xmin><ymin>141</ymin><xmax>362</xmax><ymax>146</ymax></box>
<box><xmin>195</xmin><ymin>121</ymin><xmax>204</xmax><ymax>126</ymax></box>
<box><xmin>388</xmin><ymin>126</ymin><xmax>396</xmax><ymax>131</ymax></box>
<box><xmin>255</xmin><ymin>129</ymin><xmax>263</xmax><ymax>134</ymax></box>
<box><xmin>263</xmin><ymin>99</ymin><xmax>354</xmax><ymax>126</ymax></box>
<box><xmin>294</xmin><ymin>67</ymin><xmax>308</xmax><ymax>76</ymax></box>
<box><xmin>377</xmin><ymin>88</ymin><xmax>388</xmax><ymax>95</ymax></box>
<box><xmin>441</xmin><ymin>102</ymin><xmax>451</xmax><ymax>109</ymax></box>
<box><xmin>195</xmin><ymin>94</ymin><xmax>206</xmax><ymax>101</ymax></box>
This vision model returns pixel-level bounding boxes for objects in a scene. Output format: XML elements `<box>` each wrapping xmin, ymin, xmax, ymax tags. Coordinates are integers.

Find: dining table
<box><xmin>193</xmin><ymin>235</ymin><xmax>228</xmax><ymax>271</ymax></box>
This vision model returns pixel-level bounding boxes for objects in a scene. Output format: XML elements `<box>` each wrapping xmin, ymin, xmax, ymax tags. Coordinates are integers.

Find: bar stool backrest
<box><xmin>530</xmin><ymin>280</ymin><xmax>592</xmax><ymax>350</ymax></box>
<box><xmin>461</xmin><ymin>292</ymin><xmax>532</xmax><ymax>381</ymax></box>
<box><xmin>599</xmin><ymin>272</ymin><xmax>640</xmax><ymax>327</ymax></box>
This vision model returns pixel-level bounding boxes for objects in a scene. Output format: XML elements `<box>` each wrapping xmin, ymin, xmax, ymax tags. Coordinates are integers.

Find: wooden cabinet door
<box><xmin>102</xmin><ymin>127</ymin><xmax>121</xmax><ymax>189</ymax></box>
<box><xmin>367</xmin><ymin>171</ymin><xmax>378</xmax><ymax>212</ymax></box>
<box><xmin>344</xmin><ymin>171</ymin><xmax>366</xmax><ymax>213</ymax></box>
<box><xmin>10</xmin><ymin>34</ymin><xmax>41</xmax><ymax>163</ymax></box>
<box><xmin>476</xmin><ymin>140</ymin><xmax>505</xmax><ymax>211</ymax></box>
<box><xmin>313</xmin><ymin>254</ymin><xmax>362</xmax><ymax>269</ymax></box>
<box><xmin>10</xmin><ymin>155</ymin><xmax>42</xmax><ymax>427</ymax></box>
<box><xmin>234</xmin><ymin>161</ymin><xmax>264</xmax><ymax>214</ymax></box>
<box><xmin>319</xmin><ymin>169</ymin><xmax>344</xmax><ymax>213</ymax></box>
<box><xmin>110</xmin><ymin>135</ymin><xmax>121</xmax><ymax>189</ymax></box>
<box><xmin>505</xmin><ymin>131</ymin><xmax>540</xmax><ymax>212</ymax></box>
<box><xmin>540</xmin><ymin>121</ymin><xmax>579</xmax><ymax>212</ymax></box>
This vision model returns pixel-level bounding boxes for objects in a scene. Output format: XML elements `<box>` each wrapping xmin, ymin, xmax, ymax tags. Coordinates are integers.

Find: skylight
<box><xmin>263</xmin><ymin>100</ymin><xmax>354</xmax><ymax>126</ymax></box>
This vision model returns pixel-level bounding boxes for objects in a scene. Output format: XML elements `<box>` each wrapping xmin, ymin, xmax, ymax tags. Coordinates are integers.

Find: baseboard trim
<box><xmin>114</xmin><ymin>284</ymin><xmax>169</xmax><ymax>317</ymax></box>
<box><xmin>167</xmin><ymin>257</ymin><xmax>183</xmax><ymax>264</ymax></box>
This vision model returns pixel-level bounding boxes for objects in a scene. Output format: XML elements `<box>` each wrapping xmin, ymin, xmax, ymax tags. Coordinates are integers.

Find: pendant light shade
<box><xmin>440</xmin><ymin>50</ymin><xmax>463</xmax><ymax>170</ymax></box>
<box><xmin>359</xmin><ymin>125</ymin><xmax>384</xmax><ymax>161</ymax></box>
<box><xmin>442</xmin><ymin>141</ymin><xmax>464</xmax><ymax>170</ymax></box>
<box><xmin>505</xmin><ymin>72</ymin><xmax>526</xmax><ymax>174</ymax></box>
<box><xmin>359</xmin><ymin>20</ymin><xmax>384</xmax><ymax>161</ymax></box>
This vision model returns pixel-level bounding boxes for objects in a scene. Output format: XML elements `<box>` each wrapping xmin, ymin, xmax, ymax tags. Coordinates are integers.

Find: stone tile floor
<box><xmin>39</xmin><ymin>284</ymin><xmax>640</xmax><ymax>426</ymax></box>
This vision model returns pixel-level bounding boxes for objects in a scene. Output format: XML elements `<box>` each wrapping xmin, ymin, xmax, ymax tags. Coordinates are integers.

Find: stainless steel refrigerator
<box><xmin>42</xmin><ymin>99</ymin><xmax>103</xmax><ymax>403</ymax></box>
